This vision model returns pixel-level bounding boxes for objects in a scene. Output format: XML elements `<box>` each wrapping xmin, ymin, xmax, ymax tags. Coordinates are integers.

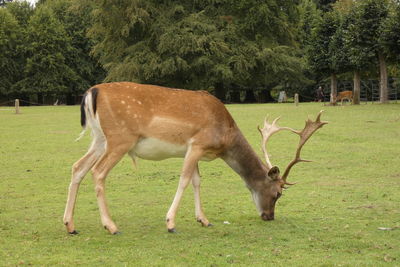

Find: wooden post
<box><xmin>15</xmin><ymin>99</ymin><xmax>20</xmax><ymax>114</ymax></box>
<box><xmin>294</xmin><ymin>93</ymin><xmax>299</xmax><ymax>106</ymax></box>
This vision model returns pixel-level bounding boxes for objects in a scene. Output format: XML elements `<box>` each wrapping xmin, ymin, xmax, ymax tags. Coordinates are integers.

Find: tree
<box><xmin>0</xmin><ymin>8</ymin><xmax>22</xmax><ymax>96</ymax></box>
<box><xmin>329</xmin><ymin>0</ymin><xmax>365</xmax><ymax>104</ymax></box>
<box><xmin>307</xmin><ymin>11</ymin><xmax>345</xmax><ymax>104</ymax></box>
<box><xmin>344</xmin><ymin>0</ymin><xmax>390</xmax><ymax>103</ymax></box>
<box><xmin>45</xmin><ymin>0</ymin><xmax>105</xmax><ymax>103</ymax></box>
<box><xmin>85</xmin><ymin>0</ymin><xmax>307</xmax><ymax>102</ymax></box>
<box><xmin>1</xmin><ymin>1</ymin><xmax>34</xmax><ymax>99</ymax></box>
<box><xmin>226</xmin><ymin>0</ymin><xmax>309</xmax><ymax>101</ymax></box>
<box><xmin>298</xmin><ymin>0</ymin><xmax>320</xmax><ymax>49</ymax></box>
<box><xmin>381</xmin><ymin>2</ymin><xmax>400</xmax><ymax>69</ymax></box>
<box><xmin>14</xmin><ymin>6</ymin><xmax>77</xmax><ymax>100</ymax></box>
<box><xmin>2</xmin><ymin>0</ymin><xmax>104</xmax><ymax>103</ymax></box>
<box><xmin>296</xmin><ymin>0</ymin><xmax>323</xmax><ymax>99</ymax></box>
<box><xmin>6</xmin><ymin>0</ymin><xmax>34</xmax><ymax>28</ymax></box>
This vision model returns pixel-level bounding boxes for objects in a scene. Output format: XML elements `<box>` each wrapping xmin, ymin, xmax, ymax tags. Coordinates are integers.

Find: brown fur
<box><xmin>336</xmin><ymin>90</ymin><xmax>353</xmax><ymax>105</ymax></box>
<box><xmin>63</xmin><ymin>82</ymin><xmax>325</xmax><ymax>234</ymax></box>
<box><xmin>95</xmin><ymin>82</ymin><xmax>236</xmax><ymax>157</ymax></box>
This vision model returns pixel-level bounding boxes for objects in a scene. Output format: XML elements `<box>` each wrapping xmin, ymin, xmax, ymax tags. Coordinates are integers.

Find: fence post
<box><xmin>294</xmin><ymin>93</ymin><xmax>299</xmax><ymax>106</ymax></box>
<box><xmin>15</xmin><ymin>99</ymin><xmax>20</xmax><ymax>114</ymax></box>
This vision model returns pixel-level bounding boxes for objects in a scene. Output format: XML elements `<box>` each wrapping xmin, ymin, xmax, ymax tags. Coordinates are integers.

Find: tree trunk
<box><xmin>330</xmin><ymin>73</ymin><xmax>338</xmax><ymax>105</ymax></box>
<box><xmin>243</xmin><ymin>90</ymin><xmax>256</xmax><ymax>103</ymax></box>
<box><xmin>378</xmin><ymin>53</ymin><xmax>388</xmax><ymax>103</ymax></box>
<box><xmin>214</xmin><ymin>82</ymin><xmax>226</xmax><ymax>102</ymax></box>
<box><xmin>353</xmin><ymin>71</ymin><xmax>361</xmax><ymax>105</ymax></box>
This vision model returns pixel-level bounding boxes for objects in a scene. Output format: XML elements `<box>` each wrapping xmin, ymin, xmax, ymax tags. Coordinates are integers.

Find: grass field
<box><xmin>0</xmin><ymin>102</ymin><xmax>399</xmax><ymax>266</ymax></box>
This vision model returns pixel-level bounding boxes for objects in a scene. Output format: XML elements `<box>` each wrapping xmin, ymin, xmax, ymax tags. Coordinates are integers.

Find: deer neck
<box><xmin>222</xmin><ymin>131</ymin><xmax>268</xmax><ymax>188</ymax></box>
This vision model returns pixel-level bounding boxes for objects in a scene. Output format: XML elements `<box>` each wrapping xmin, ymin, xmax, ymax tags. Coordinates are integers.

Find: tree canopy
<box><xmin>0</xmin><ymin>7</ymin><xmax>22</xmax><ymax>95</ymax></box>
<box><xmin>0</xmin><ymin>0</ymin><xmax>399</xmax><ymax>104</ymax></box>
<box><xmin>85</xmin><ymin>0</ymin><xmax>307</xmax><ymax>100</ymax></box>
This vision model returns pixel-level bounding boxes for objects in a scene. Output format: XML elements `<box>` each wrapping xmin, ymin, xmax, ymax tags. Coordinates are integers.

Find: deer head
<box><xmin>255</xmin><ymin>111</ymin><xmax>328</xmax><ymax>221</ymax></box>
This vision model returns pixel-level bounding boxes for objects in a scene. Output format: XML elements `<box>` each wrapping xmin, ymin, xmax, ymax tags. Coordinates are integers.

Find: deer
<box><xmin>63</xmin><ymin>82</ymin><xmax>327</xmax><ymax>235</ymax></box>
<box><xmin>336</xmin><ymin>90</ymin><xmax>353</xmax><ymax>105</ymax></box>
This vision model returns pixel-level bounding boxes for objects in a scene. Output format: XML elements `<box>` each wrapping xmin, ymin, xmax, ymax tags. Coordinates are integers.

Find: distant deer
<box><xmin>336</xmin><ymin>91</ymin><xmax>353</xmax><ymax>105</ymax></box>
<box><xmin>63</xmin><ymin>82</ymin><xmax>327</xmax><ymax>234</ymax></box>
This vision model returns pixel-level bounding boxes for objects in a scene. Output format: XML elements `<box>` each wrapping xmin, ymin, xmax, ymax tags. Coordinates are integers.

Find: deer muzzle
<box><xmin>261</xmin><ymin>212</ymin><xmax>274</xmax><ymax>221</ymax></box>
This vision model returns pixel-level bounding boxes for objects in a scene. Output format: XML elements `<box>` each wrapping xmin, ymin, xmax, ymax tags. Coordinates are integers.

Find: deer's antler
<box><xmin>258</xmin><ymin>111</ymin><xmax>328</xmax><ymax>185</ymax></box>
<box><xmin>281</xmin><ymin>111</ymin><xmax>328</xmax><ymax>184</ymax></box>
<box><xmin>257</xmin><ymin>117</ymin><xmax>298</xmax><ymax>170</ymax></box>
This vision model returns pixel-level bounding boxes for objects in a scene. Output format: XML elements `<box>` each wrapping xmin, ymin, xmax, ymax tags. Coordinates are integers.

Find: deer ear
<box><xmin>268</xmin><ymin>166</ymin><xmax>280</xmax><ymax>180</ymax></box>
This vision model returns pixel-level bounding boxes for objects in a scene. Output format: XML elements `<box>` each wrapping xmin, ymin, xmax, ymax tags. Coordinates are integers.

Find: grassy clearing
<box><xmin>0</xmin><ymin>102</ymin><xmax>399</xmax><ymax>266</ymax></box>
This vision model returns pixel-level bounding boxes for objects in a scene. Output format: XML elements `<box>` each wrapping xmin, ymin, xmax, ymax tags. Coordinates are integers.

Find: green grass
<box><xmin>0</xmin><ymin>102</ymin><xmax>399</xmax><ymax>266</ymax></box>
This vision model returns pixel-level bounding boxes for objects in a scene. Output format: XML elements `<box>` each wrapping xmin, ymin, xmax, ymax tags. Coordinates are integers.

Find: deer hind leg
<box><xmin>166</xmin><ymin>146</ymin><xmax>203</xmax><ymax>233</ymax></box>
<box><xmin>92</xmin><ymin>138</ymin><xmax>137</xmax><ymax>234</ymax></box>
<box><xmin>63</xmin><ymin>138</ymin><xmax>105</xmax><ymax>234</ymax></box>
<box><xmin>192</xmin><ymin>164</ymin><xmax>211</xmax><ymax>227</ymax></box>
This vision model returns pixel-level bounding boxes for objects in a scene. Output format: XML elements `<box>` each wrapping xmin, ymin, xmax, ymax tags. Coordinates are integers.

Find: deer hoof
<box><xmin>69</xmin><ymin>230</ymin><xmax>79</xmax><ymax>235</ymax></box>
<box><xmin>168</xmin><ymin>228</ymin><xmax>177</xmax><ymax>234</ymax></box>
<box><xmin>197</xmin><ymin>219</ymin><xmax>212</xmax><ymax>227</ymax></box>
<box><xmin>112</xmin><ymin>231</ymin><xmax>122</xmax><ymax>235</ymax></box>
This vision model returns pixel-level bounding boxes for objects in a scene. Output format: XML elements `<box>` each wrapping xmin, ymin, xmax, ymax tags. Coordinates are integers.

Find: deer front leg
<box><xmin>192</xmin><ymin>164</ymin><xmax>211</xmax><ymax>227</ymax></box>
<box><xmin>166</xmin><ymin>147</ymin><xmax>203</xmax><ymax>233</ymax></box>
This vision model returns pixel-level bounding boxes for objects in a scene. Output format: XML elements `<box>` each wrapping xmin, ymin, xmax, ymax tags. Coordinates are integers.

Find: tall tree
<box><xmin>85</xmin><ymin>0</ymin><xmax>306</xmax><ymax>102</ymax></box>
<box><xmin>2</xmin><ymin>1</ymin><xmax>34</xmax><ymax>99</ymax></box>
<box><xmin>330</xmin><ymin>0</ymin><xmax>364</xmax><ymax>104</ymax></box>
<box><xmin>298</xmin><ymin>0</ymin><xmax>320</xmax><ymax>49</ymax></box>
<box><xmin>226</xmin><ymin>0</ymin><xmax>308</xmax><ymax>101</ymax></box>
<box><xmin>45</xmin><ymin>0</ymin><xmax>105</xmax><ymax>103</ymax></box>
<box><xmin>0</xmin><ymin>8</ymin><xmax>22</xmax><ymax>96</ymax></box>
<box><xmin>381</xmin><ymin>1</ymin><xmax>400</xmax><ymax>73</ymax></box>
<box><xmin>307</xmin><ymin>11</ymin><xmax>344</xmax><ymax>104</ymax></box>
<box><xmin>14</xmin><ymin>6</ymin><xmax>77</xmax><ymax>100</ymax></box>
<box><xmin>345</xmin><ymin>0</ymin><xmax>390</xmax><ymax>103</ymax></box>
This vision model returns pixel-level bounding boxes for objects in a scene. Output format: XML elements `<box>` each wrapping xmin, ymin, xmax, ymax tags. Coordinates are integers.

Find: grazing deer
<box><xmin>336</xmin><ymin>91</ymin><xmax>353</xmax><ymax>105</ymax></box>
<box><xmin>63</xmin><ymin>82</ymin><xmax>327</xmax><ymax>234</ymax></box>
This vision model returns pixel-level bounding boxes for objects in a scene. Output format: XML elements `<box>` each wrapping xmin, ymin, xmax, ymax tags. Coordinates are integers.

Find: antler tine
<box><xmin>258</xmin><ymin>116</ymin><xmax>298</xmax><ymax>169</ymax></box>
<box><xmin>281</xmin><ymin>110</ymin><xmax>328</xmax><ymax>184</ymax></box>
